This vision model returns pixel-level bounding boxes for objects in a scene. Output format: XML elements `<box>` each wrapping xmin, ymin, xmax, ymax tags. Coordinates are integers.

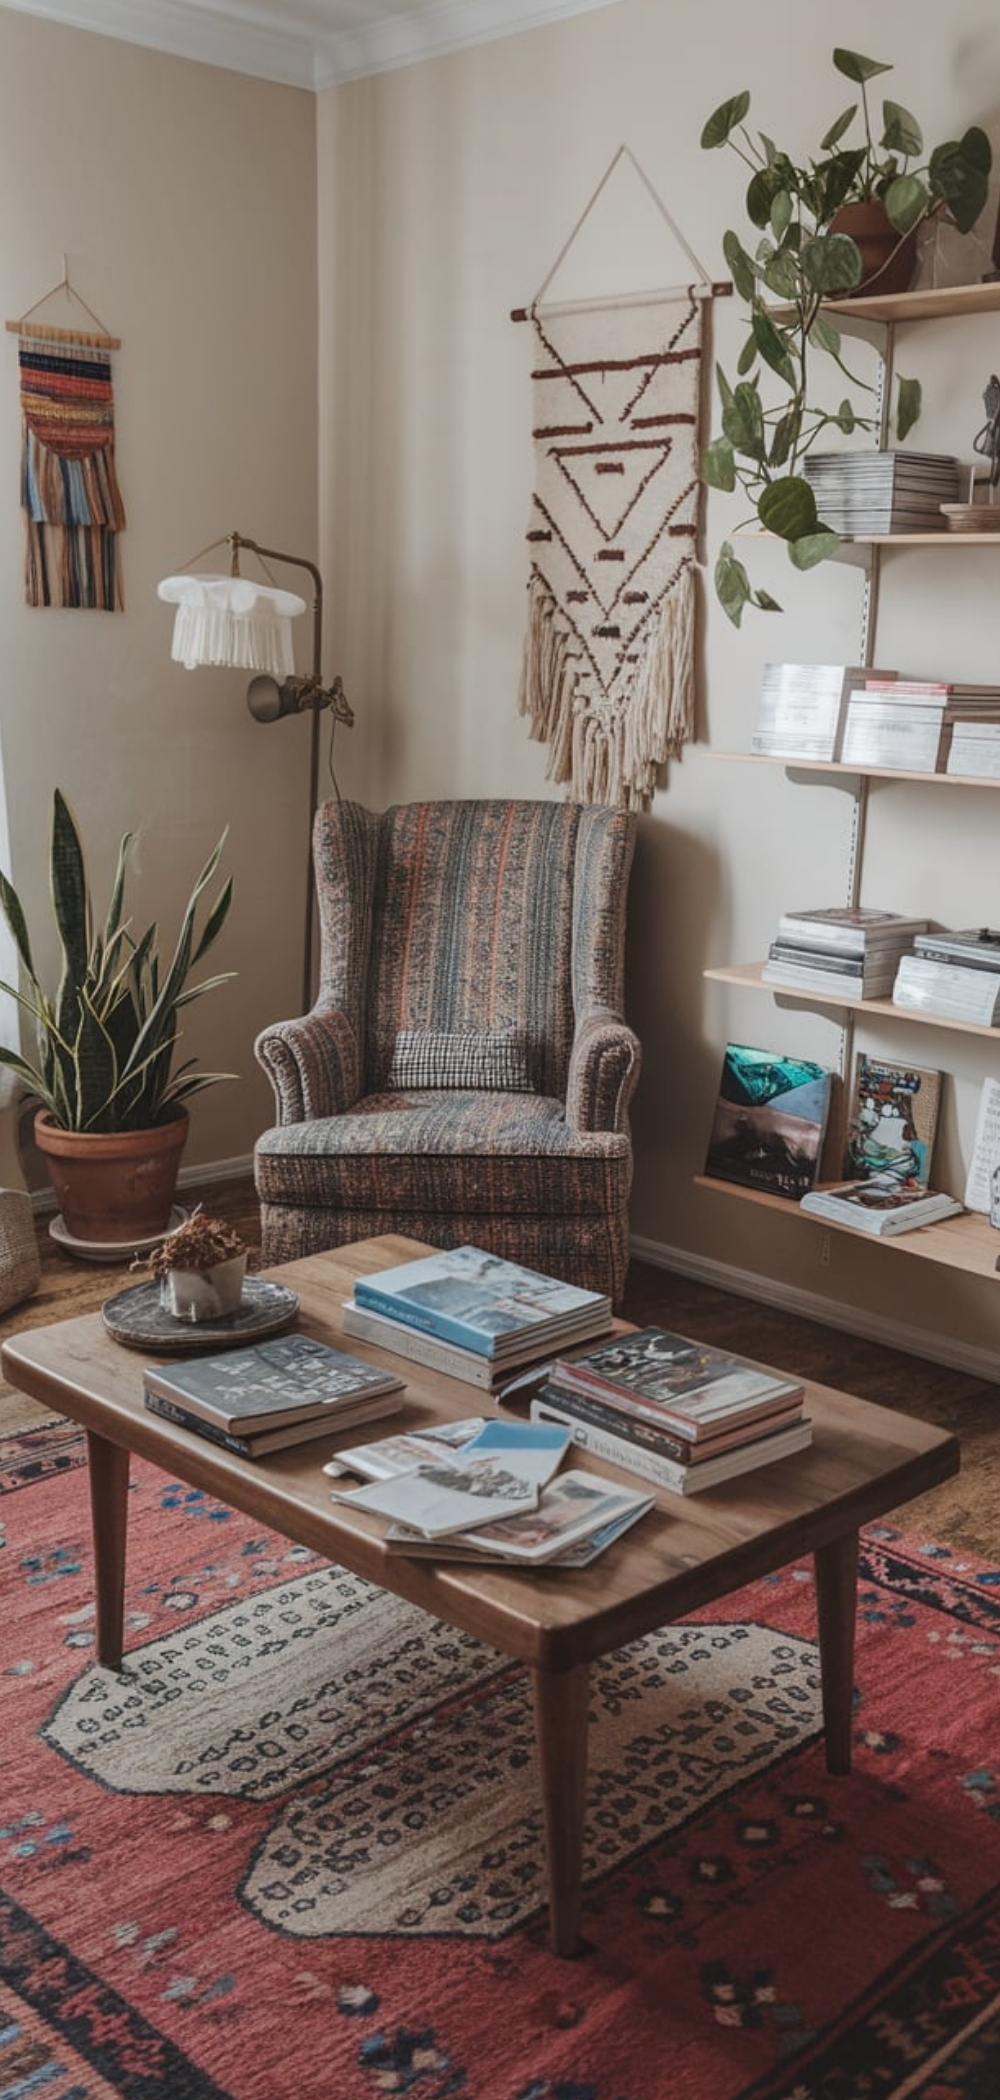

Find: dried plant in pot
<box><xmin>148</xmin><ymin>1210</ymin><xmax>248</xmax><ymax>1321</ymax></box>
<box><xmin>700</xmin><ymin>47</ymin><xmax>993</xmax><ymax>623</ymax></box>
<box><xmin>0</xmin><ymin>790</ymin><xmax>235</xmax><ymax>1242</ymax></box>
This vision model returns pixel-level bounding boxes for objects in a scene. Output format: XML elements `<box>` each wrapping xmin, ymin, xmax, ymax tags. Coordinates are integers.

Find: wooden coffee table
<box><xmin>2</xmin><ymin>1235</ymin><xmax>959</xmax><ymax>1957</ymax></box>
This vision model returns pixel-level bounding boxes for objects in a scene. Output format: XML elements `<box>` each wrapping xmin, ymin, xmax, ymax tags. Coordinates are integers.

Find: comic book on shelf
<box><xmin>799</xmin><ymin>1179</ymin><xmax>963</xmax><ymax>1236</ymax></box>
<box><xmin>703</xmin><ymin>1042</ymin><xmax>834</xmax><ymax>1201</ymax></box>
<box><xmin>843</xmin><ymin>1053</ymin><xmax>942</xmax><ymax>1188</ymax></box>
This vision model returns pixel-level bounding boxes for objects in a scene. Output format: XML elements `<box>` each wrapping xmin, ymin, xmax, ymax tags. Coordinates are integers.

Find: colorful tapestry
<box><xmin>4</xmin><ymin>1418</ymin><xmax>1000</xmax><ymax>2098</ymax></box>
<box><xmin>17</xmin><ymin>328</ymin><xmax>126</xmax><ymax>610</ymax></box>
<box><xmin>519</xmin><ymin>293</ymin><xmax>702</xmax><ymax>809</ymax></box>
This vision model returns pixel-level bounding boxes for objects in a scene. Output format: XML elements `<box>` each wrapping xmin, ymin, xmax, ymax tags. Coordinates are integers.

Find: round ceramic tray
<box><xmin>50</xmin><ymin>1205</ymin><xmax>189</xmax><ymax>1262</ymax></box>
<box><xmin>939</xmin><ymin>503</ymin><xmax>1000</xmax><ymax>532</ymax></box>
<box><xmin>101</xmin><ymin>1275</ymin><xmax>300</xmax><ymax>1352</ymax></box>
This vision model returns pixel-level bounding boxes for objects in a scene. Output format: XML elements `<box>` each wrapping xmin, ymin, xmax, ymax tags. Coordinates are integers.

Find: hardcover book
<box><xmin>843</xmin><ymin>1054</ymin><xmax>942</xmax><ymax>1187</ymax></box>
<box><xmin>530</xmin><ymin>1397</ymin><xmax>813</xmax><ymax>1495</ymax></box>
<box><xmin>703</xmin><ymin>1042</ymin><xmax>834</xmax><ymax>1200</ymax></box>
<box><xmin>144</xmin><ymin>1384</ymin><xmax>403</xmax><ymax>1458</ymax></box>
<box><xmin>143</xmin><ymin>1331</ymin><xmax>404</xmax><ymax>1433</ymax></box>
<box><xmin>341</xmin><ymin>1297</ymin><xmax>611</xmax><ymax>1387</ymax></box>
<box><xmin>545</xmin><ymin>1326</ymin><xmax>801</xmax><ymax>1439</ymax></box>
<box><xmin>351</xmin><ymin>1245</ymin><xmax>610</xmax><ymax>1362</ymax></box>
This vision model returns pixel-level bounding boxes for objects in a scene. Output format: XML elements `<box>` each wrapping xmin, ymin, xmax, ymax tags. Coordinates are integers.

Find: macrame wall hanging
<box><xmin>6</xmin><ymin>265</ymin><xmax>125</xmax><ymax>611</ymax></box>
<box><xmin>512</xmin><ymin>148</ymin><xmax>726</xmax><ymax>810</ymax></box>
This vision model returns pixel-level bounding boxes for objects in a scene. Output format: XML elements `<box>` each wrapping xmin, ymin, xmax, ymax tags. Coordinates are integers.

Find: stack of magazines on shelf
<box><xmin>762</xmin><ymin>905</ymin><xmax>928</xmax><ymax>999</ymax></box>
<box><xmin>800</xmin><ymin>1177</ymin><xmax>964</xmax><ymax>1236</ymax></box>
<box><xmin>142</xmin><ymin>1333</ymin><xmax>407</xmax><ymax>1458</ymax></box>
<box><xmin>325</xmin><ymin>1417</ymin><xmax>654</xmax><ymax>1565</ymax></box>
<box><xmin>893</xmin><ymin>927</ymin><xmax>1000</xmax><ymax>1026</ymax></box>
<box><xmin>342</xmin><ymin>1244</ymin><xmax>613</xmax><ymax>1394</ymax></box>
<box><xmin>802</xmin><ymin>450</ymin><xmax>962</xmax><ymax>534</ymax></box>
<box><xmin>750</xmin><ymin>663</ymin><xmax>891</xmax><ymax>762</ymax></box>
<box><xmin>839</xmin><ymin>678</ymin><xmax>951</xmax><ymax>773</ymax></box>
<box><xmin>527</xmin><ymin>1329</ymin><xmax>812</xmax><ymax>1495</ymax></box>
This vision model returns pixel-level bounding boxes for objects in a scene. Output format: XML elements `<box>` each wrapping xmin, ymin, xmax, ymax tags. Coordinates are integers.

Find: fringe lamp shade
<box><xmin>157</xmin><ymin>573</ymin><xmax>307</xmax><ymax>681</ymax></box>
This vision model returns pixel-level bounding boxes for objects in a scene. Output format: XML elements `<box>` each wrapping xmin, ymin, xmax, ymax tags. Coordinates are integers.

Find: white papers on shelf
<box><xmin>964</xmin><ymin>1077</ymin><xmax>1000</xmax><ymax>1213</ymax></box>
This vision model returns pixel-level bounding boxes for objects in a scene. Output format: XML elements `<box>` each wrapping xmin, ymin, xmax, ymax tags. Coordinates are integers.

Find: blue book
<box><xmin>352</xmin><ymin>1245</ymin><xmax>610</xmax><ymax>1362</ymax></box>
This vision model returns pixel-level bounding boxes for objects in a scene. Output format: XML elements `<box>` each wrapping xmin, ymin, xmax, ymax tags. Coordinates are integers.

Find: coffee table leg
<box><xmin>532</xmin><ymin>1661</ymin><xmax>590</xmax><ymax>1957</ymax></box>
<box><xmin>814</xmin><ymin>1530</ymin><xmax>858</xmax><ymax>1775</ymax></box>
<box><xmin>87</xmin><ymin>1430</ymin><xmax>130</xmax><ymax>1672</ymax></box>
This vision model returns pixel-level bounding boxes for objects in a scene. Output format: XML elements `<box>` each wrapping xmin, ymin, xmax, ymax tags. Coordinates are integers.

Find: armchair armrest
<box><xmin>565</xmin><ymin>1007</ymin><xmax>642</xmax><ymax>1134</ymax></box>
<box><xmin>254</xmin><ymin>1005</ymin><xmax>362</xmax><ymax>1126</ymax></box>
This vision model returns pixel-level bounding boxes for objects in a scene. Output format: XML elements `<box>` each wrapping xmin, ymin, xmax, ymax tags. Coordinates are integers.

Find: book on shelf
<box><xmin>142</xmin><ymin>1332</ymin><xmax>405</xmax><ymax>1434</ymax></box>
<box><xmin>383</xmin><ymin>1470</ymin><xmax>655</xmax><ymax>1565</ymax></box>
<box><xmin>351</xmin><ymin>1245</ymin><xmax>611</xmax><ymax>1363</ymax></box>
<box><xmin>803</xmin><ymin>451</ymin><xmax>961</xmax><ymax>533</ymax></box>
<box><xmin>840</xmin><ymin>693</ymin><xmax>949</xmax><ymax>773</ymax></box>
<box><xmin>327</xmin><ymin>1419</ymin><xmax>572</xmax><ymax>1536</ymax></box>
<box><xmin>703</xmin><ymin>1042</ymin><xmax>834</xmax><ymax>1201</ymax></box>
<box><xmin>799</xmin><ymin>1179</ymin><xmax>964</xmax><ymax>1236</ymax></box>
<box><xmin>911</xmin><ymin>927</ymin><xmax>1000</xmax><ymax>969</ymax></box>
<box><xmin>761</xmin><ymin>946</ymin><xmax>904</xmax><ymax>998</ymax></box>
<box><xmin>341</xmin><ymin>1296</ymin><xmax>612</xmax><ymax>1389</ymax></box>
<box><xmin>892</xmin><ymin>953</ymin><xmax>1000</xmax><ymax>1025</ymax></box>
<box><xmin>530</xmin><ymin>1394</ymin><xmax>813</xmax><ymax>1494</ymax></box>
<box><xmin>144</xmin><ymin>1385</ymin><xmax>404</xmax><ymax>1458</ymax></box>
<box><xmin>947</xmin><ymin>727</ymin><xmax>1000</xmax><ymax>778</ymax></box>
<box><xmin>542</xmin><ymin>1326</ymin><xmax>802</xmax><ymax>1440</ymax></box>
<box><xmin>773</xmin><ymin>906</ymin><xmax>928</xmax><ymax>954</ymax></box>
<box><xmin>963</xmin><ymin>1076</ymin><xmax>1000</xmax><ymax>1214</ymax></box>
<box><xmin>843</xmin><ymin>1053</ymin><xmax>941</xmax><ymax>1187</ymax></box>
<box><xmin>751</xmin><ymin>663</ymin><xmax>892</xmax><ymax>763</ymax></box>
<box><xmin>529</xmin><ymin>1375</ymin><xmax>804</xmax><ymax>1467</ymax></box>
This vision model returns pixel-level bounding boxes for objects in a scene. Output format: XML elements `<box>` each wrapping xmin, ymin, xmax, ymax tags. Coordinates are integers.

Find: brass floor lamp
<box><xmin>159</xmin><ymin>532</ymin><xmax>353</xmax><ymax>1014</ymax></box>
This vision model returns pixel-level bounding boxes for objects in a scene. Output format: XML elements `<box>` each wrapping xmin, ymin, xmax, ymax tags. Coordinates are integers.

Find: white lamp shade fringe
<box><xmin>157</xmin><ymin>573</ymin><xmax>307</xmax><ymax>680</ymax></box>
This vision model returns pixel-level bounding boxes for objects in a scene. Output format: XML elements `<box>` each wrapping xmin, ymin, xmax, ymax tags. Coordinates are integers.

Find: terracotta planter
<box><xmin>829</xmin><ymin>203</ymin><xmax>918</xmax><ymax>297</ymax></box>
<box><xmin>35</xmin><ymin>1109</ymin><xmax>189</xmax><ymax>1243</ymax></box>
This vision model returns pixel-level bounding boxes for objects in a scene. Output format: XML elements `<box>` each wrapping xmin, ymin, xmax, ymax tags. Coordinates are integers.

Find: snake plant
<box><xmin>0</xmin><ymin>789</ymin><xmax>235</xmax><ymax>1132</ymax></box>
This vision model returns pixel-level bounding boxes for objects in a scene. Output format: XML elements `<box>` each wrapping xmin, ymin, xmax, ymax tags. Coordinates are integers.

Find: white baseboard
<box><xmin>629</xmin><ymin>1231</ymin><xmax>1000</xmax><ymax>1389</ymax></box>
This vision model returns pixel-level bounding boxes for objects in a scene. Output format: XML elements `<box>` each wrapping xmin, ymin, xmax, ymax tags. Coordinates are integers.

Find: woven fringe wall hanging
<box><xmin>6</xmin><ymin>271</ymin><xmax>125</xmax><ymax>611</ymax></box>
<box><xmin>513</xmin><ymin>150</ymin><xmax>722</xmax><ymax>810</ymax></box>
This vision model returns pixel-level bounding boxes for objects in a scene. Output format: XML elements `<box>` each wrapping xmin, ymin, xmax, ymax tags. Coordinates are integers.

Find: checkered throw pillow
<box><xmin>387</xmin><ymin>1029</ymin><xmax>531</xmax><ymax>1091</ymax></box>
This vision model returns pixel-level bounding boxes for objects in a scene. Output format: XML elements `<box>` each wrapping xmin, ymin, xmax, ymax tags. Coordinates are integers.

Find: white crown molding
<box><xmin>0</xmin><ymin>0</ymin><xmax>627</xmax><ymax>89</ymax></box>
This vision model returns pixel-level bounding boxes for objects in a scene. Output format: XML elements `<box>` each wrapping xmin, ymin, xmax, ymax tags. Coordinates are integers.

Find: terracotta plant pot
<box><xmin>829</xmin><ymin>202</ymin><xmax>919</xmax><ymax>297</ymax></box>
<box><xmin>35</xmin><ymin>1109</ymin><xmax>189</xmax><ymax>1243</ymax></box>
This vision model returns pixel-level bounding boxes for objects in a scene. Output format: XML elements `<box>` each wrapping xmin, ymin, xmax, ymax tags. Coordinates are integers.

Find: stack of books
<box><xmin>342</xmin><ymin>1244</ymin><xmax>612</xmax><ymax>1393</ymax></box>
<box><xmin>327</xmin><ymin>1417</ymin><xmax>654</xmax><ymax>1565</ymax></box>
<box><xmin>840</xmin><ymin>679</ymin><xmax>950</xmax><ymax>773</ymax></box>
<box><xmin>528</xmin><ymin>1328</ymin><xmax>811</xmax><ymax>1495</ymax></box>
<box><xmin>751</xmin><ymin>664</ymin><xmax>893</xmax><ymax>763</ymax></box>
<box><xmin>944</xmin><ymin>688</ymin><xmax>1000</xmax><ymax>777</ymax></box>
<box><xmin>803</xmin><ymin>451</ymin><xmax>962</xmax><ymax>534</ymax></box>
<box><xmin>143</xmin><ymin>1332</ymin><xmax>406</xmax><ymax>1457</ymax></box>
<box><xmin>762</xmin><ymin>905</ymin><xmax>928</xmax><ymax>999</ymax></box>
<box><xmin>800</xmin><ymin>1178</ymin><xmax>963</xmax><ymax>1236</ymax></box>
<box><xmin>893</xmin><ymin>928</ymin><xmax>1000</xmax><ymax>1025</ymax></box>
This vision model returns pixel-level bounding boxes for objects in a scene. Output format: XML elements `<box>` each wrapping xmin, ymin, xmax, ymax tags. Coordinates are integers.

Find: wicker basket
<box><xmin>0</xmin><ymin>1187</ymin><xmax>41</xmax><ymax>1313</ymax></box>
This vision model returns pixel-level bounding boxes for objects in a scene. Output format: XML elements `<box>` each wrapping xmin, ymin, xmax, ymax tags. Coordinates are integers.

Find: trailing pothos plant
<box><xmin>0</xmin><ymin>789</ymin><xmax>235</xmax><ymax>1132</ymax></box>
<box><xmin>700</xmin><ymin>48</ymin><xmax>993</xmax><ymax>624</ymax></box>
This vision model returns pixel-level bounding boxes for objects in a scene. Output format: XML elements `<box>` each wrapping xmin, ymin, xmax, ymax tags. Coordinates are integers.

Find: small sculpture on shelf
<box><xmin>147</xmin><ymin>1209</ymin><xmax>248</xmax><ymax>1322</ymax></box>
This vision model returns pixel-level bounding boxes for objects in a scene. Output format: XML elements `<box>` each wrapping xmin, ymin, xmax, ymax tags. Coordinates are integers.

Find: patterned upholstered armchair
<box><xmin>254</xmin><ymin>798</ymin><xmax>641</xmax><ymax>1303</ymax></box>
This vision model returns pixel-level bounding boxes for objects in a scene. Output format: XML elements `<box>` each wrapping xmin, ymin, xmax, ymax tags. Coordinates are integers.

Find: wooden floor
<box><xmin>4</xmin><ymin>1175</ymin><xmax>997</xmax><ymax>1561</ymax></box>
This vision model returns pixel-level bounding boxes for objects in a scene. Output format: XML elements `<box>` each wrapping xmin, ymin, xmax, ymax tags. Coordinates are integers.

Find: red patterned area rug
<box><xmin>4</xmin><ymin>1427</ymin><xmax>1000</xmax><ymax>2100</ymax></box>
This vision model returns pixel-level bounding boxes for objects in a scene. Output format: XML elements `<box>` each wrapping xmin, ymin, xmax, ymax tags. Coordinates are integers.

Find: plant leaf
<box><xmin>833</xmin><ymin>48</ymin><xmax>892</xmax><ymax>85</ymax></box>
<box><xmin>714</xmin><ymin>542</ymin><xmax>752</xmax><ymax>626</ymax></box>
<box><xmin>722</xmin><ymin>381</ymin><xmax>766</xmax><ymax>462</ymax></box>
<box><xmin>722</xmin><ymin>228</ymin><xmax>757</xmax><ymax>302</ymax></box>
<box><xmin>801</xmin><ymin>231</ymin><xmax>862</xmax><ymax>295</ymax></box>
<box><xmin>929</xmin><ymin>128</ymin><xmax>993</xmax><ymax>233</ymax></box>
<box><xmin>758</xmin><ymin>475</ymin><xmax>820</xmax><ymax>542</ymax></box>
<box><xmin>809</xmin><ymin>313</ymin><xmax>843</xmax><ymax>358</ymax></box>
<box><xmin>820</xmin><ymin>104</ymin><xmax>858</xmax><ymax>152</ymax></box>
<box><xmin>700</xmin><ymin>91</ymin><xmax>750</xmax><ymax>149</ymax></box>
<box><xmin>883</xmin><ymin>172</ymin><xmax>929</xmax><ymax>233</ymax></box>
<box><xmin>895</xmin><ymin>374</ymin><xmax>922</xmax><ymax>441</ymax></box>
<box><xmin>702</xmin><ymin>437</ymin><xmax>736</xmax><ymax>491</ymax></box>
<box><xmin>751</xmin><ymin>309</ymin><xmax>796</xmax><ymax>385</ymax></box>
<box><xmin>788</xmin><ymin>529</ymin><xmax>843</xmax><ymax>570</ymax></box>
<box><xmin>881</xmin><ymin>100</ymin><xmax>922</xmax><ymax>158</ymax></box>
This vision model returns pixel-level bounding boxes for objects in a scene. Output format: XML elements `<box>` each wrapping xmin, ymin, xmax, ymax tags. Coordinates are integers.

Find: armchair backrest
<box><xmin>312</xmin><ymin>798</ymin><xmax>636</xmax><ymax>1098</ymax></box>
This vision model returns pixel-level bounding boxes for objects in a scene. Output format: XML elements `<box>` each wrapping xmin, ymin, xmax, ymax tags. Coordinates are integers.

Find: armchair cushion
<box><xmin>387</xmin><ymin>1028</ymin><xmax>531</xmax><ymax>1092</ymax></box>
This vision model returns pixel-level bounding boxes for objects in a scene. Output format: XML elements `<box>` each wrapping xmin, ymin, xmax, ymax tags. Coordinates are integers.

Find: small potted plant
<box><xmin>0</xmin><ymin>790</ymin><xmax>235</xmax><ymax>1243</ymax></box>
<box><xmin>700</xmin><ymin>48</ymin><xmax>993</xmax><ymax>623</ymax></box>
<box><xmin>149</xmin><ymin>1209</ymin><xmax>248</xmax><ymax>1321</ymax></box>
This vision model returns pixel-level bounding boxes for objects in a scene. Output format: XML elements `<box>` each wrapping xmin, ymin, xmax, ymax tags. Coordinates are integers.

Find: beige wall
<box><xmin>317</xmin><ymin>0</ymin><xmax>1000</xmax><ymax>1370</ymax></box>
<box><xmin>0</xmin><ymin>8</ymin><xmax>318</xmax><ymax>1169</ymax></box>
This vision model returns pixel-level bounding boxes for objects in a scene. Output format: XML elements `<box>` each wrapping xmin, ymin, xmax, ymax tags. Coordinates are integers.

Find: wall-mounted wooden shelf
<box><xmin>695</xmin><ymin>1176</ymin><xmax>1000</xmax><ymax>1281</ymax></box>
<box><xmin>708</xmin><ymin>752</ymin><xmax>1000</xmax><ymax>788</ymax></box>
<box><xmin>704</xmin><ymin>961</ymin><xmax>1000</xmax><ymax>1039</ymax></box>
